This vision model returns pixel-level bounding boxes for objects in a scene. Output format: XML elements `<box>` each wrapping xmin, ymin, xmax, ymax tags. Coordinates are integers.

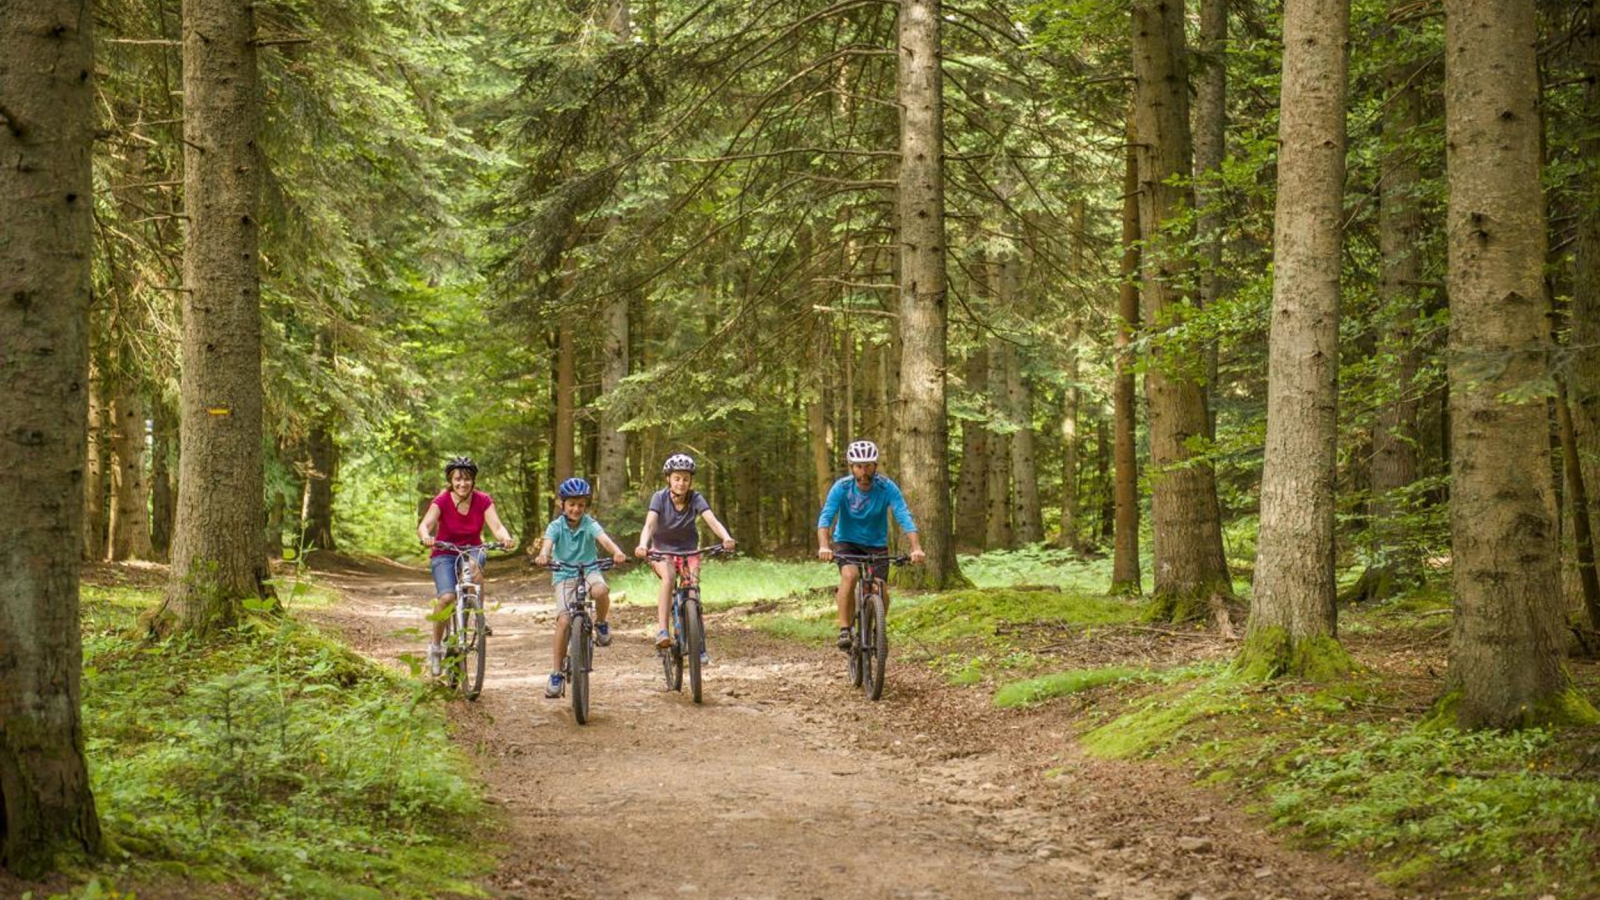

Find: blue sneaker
<box><xmin>545</xmin><ymin>672</ymin><xmax>565</xmax><ymax>698</ymax></box>
<box><xmin>700</xmin><ymin>650</ymin><xmax>711</xmax><ymax>665</ymax></box>
<box><xmin>595</xmin><ymin>621</ymin><xmax>612</xmax><ymax>647</ymax></box>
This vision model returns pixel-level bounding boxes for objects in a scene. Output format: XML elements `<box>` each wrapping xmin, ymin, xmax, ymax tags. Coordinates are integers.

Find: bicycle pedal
<box><xmin>483</xmin><ymin>625</ymin><xmax>494</xmax><ymax>637</ymax></box>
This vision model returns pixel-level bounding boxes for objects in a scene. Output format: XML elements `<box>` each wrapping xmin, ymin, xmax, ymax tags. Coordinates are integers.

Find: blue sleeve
<box><xmin>816</xmin><ymin>479</ymin><xmax>845</xmax><ymax>530</ymax></box>
<box><xmin>887</xmin><ymin>480</ymin><xmax>917</xmax><ymax>534</ymax></box>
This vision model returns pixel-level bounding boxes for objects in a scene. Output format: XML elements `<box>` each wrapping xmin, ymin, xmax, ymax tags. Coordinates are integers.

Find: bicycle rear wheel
<box><xmin>864</xmin><ymin>590</ymin><xmax>888</xmax><ymax>701</ymax></box>
<box><xmin>569</xmin><ymin>616</ymin><xmax>591</xmax><ymax>724</ymax></box>
<box><xmin>685</xmin><ymin>600</ymin><xmax>704</xmax><ymax>704</ymax></box>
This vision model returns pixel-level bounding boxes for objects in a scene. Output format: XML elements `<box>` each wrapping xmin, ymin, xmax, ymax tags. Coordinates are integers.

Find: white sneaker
<box><xmin>426</xmin><ymin>643</ymin><xmax>443</xmax><ymax>677</ymax></box>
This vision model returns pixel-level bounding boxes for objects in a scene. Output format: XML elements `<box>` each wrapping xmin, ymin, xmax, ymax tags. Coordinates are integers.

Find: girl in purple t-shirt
<box><xmin>417</xmin><ymin>456</ymin><xmax>515</xmax><ymax>676</ymax></box>
<box><xmin>633</xmin><ymin>454</ymin><xmax>735</xmax><ymax>648</ymax></box>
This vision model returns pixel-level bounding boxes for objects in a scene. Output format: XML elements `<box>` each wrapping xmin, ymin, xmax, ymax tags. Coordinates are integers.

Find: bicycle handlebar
<box><xmin>646</xmin><ymin>546</ymin><xmax>731</xmax><ymax>561</ymax></box>
<box><xmin>432</xmin><ymin>541</ymin><xmax>508</xmax><ymax>554</ymax></box>
<box><xmin>831</xmin><ymin>552</ymin><xmax>912</xmax><ymax>566</ymax></box>
<box><xmin>542</xmin><ymin>559</ymin><xmax>619</xmax><ymax>574</ymax></box>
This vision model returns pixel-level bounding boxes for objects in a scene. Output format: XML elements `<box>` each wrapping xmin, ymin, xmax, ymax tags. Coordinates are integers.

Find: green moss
<box><xmin>1426</xmin><ymin>687</ymin><xmax>1600</xmax><ymax>731</ymax></box>
<box><xmin>1234</xmin><ymin>627</ymin><xmax>1355</xmax><ymax>682</ymax></box>
<box><xmin>1079</xmin><ymin>674</ymin><xmax>1246</xmax><ymax>758</ymax></box>
<box><xmin>993</xmin><ymin>666</ymin><xmax>1153</xmax><ymax>708</ymax></box>
<box><xmin>1141</xmin><ymin>579</ymin><xmax>1232</xmax><ymax>625</ymax></box>
<box><xmin>892</xmin><ymin>588</ymin><xmax>1140</xmax><ymax>644</ymax></box>
<box><xmin>1374</xmin><ymin>853</ymin><xmax>1438</xmax><ymax>887</ymax></box>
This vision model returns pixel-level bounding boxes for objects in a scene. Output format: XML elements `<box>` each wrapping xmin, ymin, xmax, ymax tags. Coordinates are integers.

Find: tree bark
<box><xmin>0</xmin><ymin>0</ymin><xmax>105</xmax><ymax>874</ymax></box>
<box><xmin>894</xmin><ymin>0</ymin><xmax>964</xmax><ymax>587</ymax></box>
<box><xmin>809</xmin><ymin>324</ymin><xmax>835</xmax><ymax>508</ymax></box>
<box><xmin>1241</xmin><ymin>0</ymin><xmax>1353</xmax><ymax>680</ymax></box>
<box><xmin>1112</xmin><ymin>125</ymin><xmax>1143</xmax><ymax>595</ymax></box>
<box><xmin>986</xmin><ymin>338</ymin><xmax>1015</xmax><ymax>550</ymax></box>
<box><xmin>107</xmin><ymin>375</ymin><xmax>154</xmax><ymax>561</ymax></box>
<box><xmin>1569</xmin><ymin>0</ymin><xmax>1600</xmax><ymax>589</ymax></box>
<box><xmin>150</xmin><ymin>395</ymin><xmax>175</xmax><ymax>560</ymax></box>
<box><xmin>554</xmin><ymin>322</ymin><xmax>577</xmax><ymax>481</ymax></box>
<box><xmin>1439</xmin><ymin>0</ymin><xmax>1592</xmax><ymax>727</ymax></box>
<box><xmin>169</xmin><ymin>0</ymin><xmax>272</xmax><ymax>634</ymax></box>
<box><xmin>1194</xmin><ymin>0</ymin><xmax>1228</xmax><ymax>438</ymax></box>
<box><xmin>82</xmin><ymin>358</ymin><xmax>108</xmax><ymax>562</ymax></box>
<box><xmin>1132</xmin><ymin>0</ymin><xmax>1230</xmax><ymax>618</ymax></box>
<box><xmin>1058</xmin><ymin>341</ymin><xmax>1083</xmax><ymax>552</ymax></box>
<box><xmin>302</xmin><ymin>422</ymin><xmax>337</xmax><ymax>552</ymax></box>
<box><xmin>954</xmin><ymin>345</ymin><xmax>990</xmax><ymax>550</ymax></box>
<box><xmin>998</xmin><ymin>254</ymin><xmax>1044</xmax><ymax>546</ymax></box>
<box><xmin>1349</xmin><ymin>40</ymin><xmax>1425</xmax><ymax>603</ymax></box>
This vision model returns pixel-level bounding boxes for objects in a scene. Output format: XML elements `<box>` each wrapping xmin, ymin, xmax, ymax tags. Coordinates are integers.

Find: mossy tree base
<box><xmin>891</xmin><ymin>565</ymin><xmax>973</xmax><ymax>592</ymax></box>
<box><xmin>1235</xmin><ymin>627</ymin><xmax>1355</xmax><ymax>682</ymax></box>
<box><xmin>1424</xmin><ymin>687</ymin><xmax>1600</xmax><ymax>731</ymax></box>
<box><xmin>1337</xmin><ymin>565</ymin><xmax>1413</xmax><ymax>605</ymax></box>
<box><xmin>1143</xmin><ymin>581</ymin><xmax>1243</xmax><ymax>631</ymax></box>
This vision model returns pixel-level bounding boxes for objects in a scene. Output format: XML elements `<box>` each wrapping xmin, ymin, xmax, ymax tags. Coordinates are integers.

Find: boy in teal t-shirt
<box><xmin>534</xmin><ymin>477</ymin><xmax>629</xmax><ymax>698</ymax></box>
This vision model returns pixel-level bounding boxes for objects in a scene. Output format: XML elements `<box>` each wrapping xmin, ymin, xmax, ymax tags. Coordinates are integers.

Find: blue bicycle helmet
<box><xmin>558</xmin><ymin>477</ymin><xmax>592</xmax><ymax>499</ymax></box>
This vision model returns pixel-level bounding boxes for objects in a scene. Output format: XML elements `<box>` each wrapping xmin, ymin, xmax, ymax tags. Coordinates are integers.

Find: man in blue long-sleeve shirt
<box><xmin>817</xmin><ymin>439</ymin><xmax>926</xmax><ymax>650</ymax></box>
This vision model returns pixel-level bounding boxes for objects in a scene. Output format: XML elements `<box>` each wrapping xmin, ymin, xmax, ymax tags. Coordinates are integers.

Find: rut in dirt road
<box><xmin>310</xmin><ymin>563</ymin><xmax>1395</xmax><ymax>900</ymax></box>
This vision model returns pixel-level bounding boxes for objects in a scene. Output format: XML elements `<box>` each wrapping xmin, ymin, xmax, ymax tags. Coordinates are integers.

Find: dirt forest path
<box><xmin>307</xmin><ymin>559</ymin><xmax>1397</xmax><ymax>900</ymax></box>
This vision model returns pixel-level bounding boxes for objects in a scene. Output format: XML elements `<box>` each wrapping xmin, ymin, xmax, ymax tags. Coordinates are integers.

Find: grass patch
<box><xmin>609</xmin><ymin>556</ymin><xmax>837</xmax><ymax>610</ymax></box>
<box><xmin>994</xmin><ymin>666</ymin><xmax>1155</xmax><ymax>708</ymax></box>
<box><xmin>956</xmin><ymin>546</ymin><xmax>1117</xmax><ymax>593</ymax></box>
<box><xmin>78</xmin><ymin>579</ymin><xmax>492</xmax><ymax>899</ymax></box>
<box><xmin>891</xmin><ymin>587</ymin><xmax>1141</xmax><ymax>644</ymax></box>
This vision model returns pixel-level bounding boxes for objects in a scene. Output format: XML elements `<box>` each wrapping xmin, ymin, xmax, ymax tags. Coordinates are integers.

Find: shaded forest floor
<box><xmin>11</xmin><ymin>555</ymin><xmax>1598</xmax><ymax>900</ymax></box>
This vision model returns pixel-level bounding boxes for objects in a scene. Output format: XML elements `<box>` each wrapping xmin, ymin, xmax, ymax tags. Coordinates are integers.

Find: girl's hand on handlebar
<box><xmin>634</xmin><ymin>545</ymin><xmax>649</xmax><ymax>559</ymax></box>
<box><xmin>722</xmin><ymin>537</ymin><xmax>736</xmax><ymax>552</ymax></box>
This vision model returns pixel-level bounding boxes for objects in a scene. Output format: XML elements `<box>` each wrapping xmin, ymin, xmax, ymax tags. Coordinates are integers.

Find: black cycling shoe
<box><xmin>836</xmin><ymin>627</ymin><xmax>852</xmax><ymax>651</ymax></box>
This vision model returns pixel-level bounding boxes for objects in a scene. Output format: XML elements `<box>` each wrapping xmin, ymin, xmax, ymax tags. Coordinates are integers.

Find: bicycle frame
<box><xmin>832</xmin><ymin>551</ymin><xmax>909</xmax><ymax>701</ymax></box>
<box><xmin>648</xmin><ymin>546</ymin><xmax>726</xmax><ymax>702</ymax></box>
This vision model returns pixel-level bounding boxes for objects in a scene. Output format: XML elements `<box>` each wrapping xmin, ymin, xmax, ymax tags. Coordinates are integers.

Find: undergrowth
<box><xmin>74</xmin><ymin>579</ymin><xmax>491</xmax><ymax>899</ymax></box>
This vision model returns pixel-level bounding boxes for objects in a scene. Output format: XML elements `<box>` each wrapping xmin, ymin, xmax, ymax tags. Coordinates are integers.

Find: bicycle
<box><xmin>544</xmin><ymin>559</ymin><xmax>616</xmax><ymax>724</ymax></box>
<box><xmin>832</xmin><ymin>552</ymin><xmax>910</xmax><ymax>701</ymax></box>
<box><xmin>431</xmin><ymin>540</ymin><xmax>504</xmax><ymax>700</ymax></box>
<box><xmin>648</xmin><ymin>545</ymin><xmax>729</xmax><ymax>704</ymax></box>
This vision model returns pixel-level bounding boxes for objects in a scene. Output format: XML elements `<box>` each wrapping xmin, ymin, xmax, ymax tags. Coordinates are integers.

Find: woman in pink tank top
<box><xmin>416</xmin><ymin>456</ymin><xmax>515</xmax><ymax>676</ymax></box>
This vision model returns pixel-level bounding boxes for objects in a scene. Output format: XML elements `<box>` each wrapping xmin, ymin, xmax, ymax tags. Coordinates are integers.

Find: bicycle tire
<box><xmin>442</xmin><ymin>604</ymin><xmax>463</xmax><ymax>689</ymax></box>
<box><xmin>462</xmin><ymin>603</ymin><xmax>487</xmax><ymax>700</ymax></box>
<box><xmin>865</xmin><ymin>590</ymin><xmax>888</xmax><ymax>701</ymax></box>
<box><xmin>848</xmin><ymin>581</ymin><xmax>865</xmax><ymax>688</ymax></box>
<box><xmin>668</xmin><ymin>596</ymin><xmax>685</xmax><ymax>692</ymax></box>
<box><xmin>685</xmin><ymin>599</ymin><xmax>704</xmax><ymax>704</ymax></box>
<box><xmin>570</xmin><ymin>615</ymin><xmax>591</xmax><ymax>724</ymax></box>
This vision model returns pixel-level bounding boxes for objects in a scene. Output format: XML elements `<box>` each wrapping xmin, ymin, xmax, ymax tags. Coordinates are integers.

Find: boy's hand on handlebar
<box><xmin>534</xmin><ymin>554</ymin><xmax>548</xmax><ymax>567</ymax></box>
<box><xmin>612</xmin><ymin>550</ymin><xmax>628</xmax><ymax>565</ymax></box>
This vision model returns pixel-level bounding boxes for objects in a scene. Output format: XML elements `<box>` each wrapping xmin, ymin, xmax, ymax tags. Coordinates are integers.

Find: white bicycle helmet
<box><xmin>662</xmin><ymin>453</ymin><xmax>697</xmax><ymax>474</ymax></box>
<box><xmin>846</xmin><ymin>440</ymin><xmax>879</xmax><ymax>464</ymax></box>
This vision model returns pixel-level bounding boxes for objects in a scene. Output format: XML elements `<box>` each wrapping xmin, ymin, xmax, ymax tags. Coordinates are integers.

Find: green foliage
<box><xmin>1268</xmin><ymin>726</ymin><xmax>1600</xmax><ymax>896</ymax></box>
<box><xmin>609</xmin><ymin>556</ymin><xmax>839</xmax><ymax>609</ymax></box>
<box><xmin>956</xmin><ymin>547</ymin><xmax>1121</xmax><ymax>593</ymax></box>
<box><xmin>79</xmin><ymin>582</ymin><xmax>491</xmax><ymax>899</ymax></box>
<box><xmin>891</xmin><ymin>587</ymin><xmax>1141</xmax><ymax>645</ymax></box>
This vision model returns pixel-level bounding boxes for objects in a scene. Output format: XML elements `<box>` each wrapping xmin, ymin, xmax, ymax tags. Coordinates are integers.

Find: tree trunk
<box><xmin>1132</xmin><ymin>0</ymin><xmax>1232</xmax><ymax>620</ymax></box>
<box><xmin>737</xmin><ymin>435</ymin><xmax>763</xmax><ymax>556</ymax></box>
<box><xmin>598</xmin><ymin>293</ymin><xmax>629</xmax><ymax>507</ymax></box>
<box><xmin>1557</xmin><ymin>386</ymin><xmax>1600</xmax><ymax>630</ymax></box>
<box><xmin>0</xmin><ymin>0</ymin><xmax>105</xmax><ymax>874</ymax></box>
<box><xmin>986</xmin><ymin>339</ymin><xmax>1015</xmax><ymax>550</ymax></box>
<box><xmin>1194</xmin><ymin>0</ymin><xmax>1228</xmax><ymax>438</ymax></box>
<box><xmin>954</xmin><ymin>346</ymin><xmax>990</xmax><ymax>550</ymax></box>
<box><xmin>894</xmin><ymin>0</ymin><xmax>964</xmax><ymax>587</ymax></box>
<box><xmin>1349</xmin><ymin>41</ymin><xmax>1425</xmax><ymax>603</ymax></box>
<box><xmin>1112</xmin><ymin>125</ymin><xmax>1143</xmax><ymax>595</ymax></box>
<box><xmin>302</xmin><ymin>422</ymin><xmax>337</xmax><ymax>552</ymax></box>
<box><xmin>1098</xmin><ymin>416</ymin><xmax>1115</xmax><ymax>541</ymax></box>
<box><xmin>998</xmin><ymin>255</ymin><xmax>1043</xmax><ymax>546</ymax></box>
<box><xmin>1241</xmin><ymin>0</ymin><xmax>1353</xmax><ymax>680</ymax></box>
<box><xmin>169</xmin><ymin>0</ymin><xmax>272</xmax><ymax>635</ymax></box>
<box><xmin>1439</xmin><ymin>0</ymin><xmax>1594</xmax><ymax>727</ymax></box>
<box><xmin>83</xmin><ymin>359</ymin><xmax>108</xmax><ymax>562</ymax></box>
<box><xmin>554</xmin><ymin>322</ymin><xmax>576</xmax><ymax>481</ymax></box>
<box><xmin>107</xmin><ymin>376</ymin><xmax>155</xmax><ymax>561</ymax></box>
<box><xmin>150</xmin><ymin>394</ymin><xmax>175</xmax><ymax>560</ymax></box>
<box><xmin>1569</xmin><ymin>0</ymin><xmax>1600</xmax><ymax>591</ymax></box>
<box><xmin>809</xmin><ymin>328</ymin><xmax>834</xmax><ymax>508</ymax></box>
<box><xmin>1058</xmin><ymin>342</ymin><xmax>1083</xmax><ymax>552</ymax></box>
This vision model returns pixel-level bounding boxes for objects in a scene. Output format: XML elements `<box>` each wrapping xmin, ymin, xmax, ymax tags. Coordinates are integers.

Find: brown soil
<box><xmin>301</xmin><ymin>561</ymin><xmax>1400</xmax><ymax>900</ymax></box>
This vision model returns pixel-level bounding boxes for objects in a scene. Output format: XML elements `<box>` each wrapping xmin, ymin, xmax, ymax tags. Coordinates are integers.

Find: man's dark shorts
<box><xmin>833</xmin><ymin>542</ymin><xmax>890</xmax><ymax>582</ymax></box>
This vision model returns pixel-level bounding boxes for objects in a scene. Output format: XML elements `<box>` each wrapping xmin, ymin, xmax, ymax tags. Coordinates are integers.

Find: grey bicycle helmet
<box><xmin>662</xmin><ymin>453</ymin><xmax>697</xmax><ymax>474</ymax></box>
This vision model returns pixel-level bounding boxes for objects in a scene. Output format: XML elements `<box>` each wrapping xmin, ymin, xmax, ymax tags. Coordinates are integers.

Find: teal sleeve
<box><xmin>889</xmin><ymin>481</ymin><xmax>917</xmax><ymax>534</ymax></box>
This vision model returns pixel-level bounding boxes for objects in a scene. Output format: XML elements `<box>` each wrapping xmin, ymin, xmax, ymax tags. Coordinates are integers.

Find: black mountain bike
<box><xmin>545</xmin><ymin>559</ymin><xmax>615</xmax><ymax>724</ymax></box>
<box><xmin>833</xmin><ymin>552</ymin><xmax>909</xmax><ymax>701</ymax></box>
<box><xmin>649</xmin><ymin>545</ymin><xmax>728</xmax><ymax>704</ymax></box>
<box><xmin>432</xmin><ymin>541</ymin><xmax>504</xmax><ymax>700</ymax></box>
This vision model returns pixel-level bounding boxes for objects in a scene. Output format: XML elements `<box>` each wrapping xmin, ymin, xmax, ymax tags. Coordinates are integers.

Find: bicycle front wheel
<box><xmin>848</xmin><ymin>584</ymin><xmax>865</xmax><ymax>688</ymax></box>
<box><xmin>569</xmin><ymin>617</ymin><xmax>591</xmax><ymax>724</ymax></box>
<box><xmin>863</xmin><ymin>591</ymin><xmax>888</xmax><ymax>701</ymax></box>
<box><xmin>460</xmin><ymin>604</ymin><xmax>487</xmax><ymax>700</ymax></box>
<box><xmin>685</xmin><ymin>600</ymin><xmax>704</xmax><ymax>704</ymax></box>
